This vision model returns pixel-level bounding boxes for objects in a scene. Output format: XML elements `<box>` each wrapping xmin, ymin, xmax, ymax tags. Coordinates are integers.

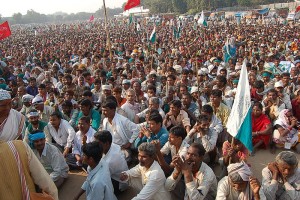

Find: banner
<box><xmin>0</xmin><ymin>21</ymin><xmax>11</xmax><ymax>40</ymax></box>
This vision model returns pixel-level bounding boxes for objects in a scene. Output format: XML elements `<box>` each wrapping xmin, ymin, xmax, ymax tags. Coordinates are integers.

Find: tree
<box><xmin>237</xmin><ymin>0</ymin><xmax>252</xmax><ymax>7</ymax></box>
<box><xmin>12</xmin><ymin>13</ymin><xmax>22</xmax><ymax>24</ymax></box>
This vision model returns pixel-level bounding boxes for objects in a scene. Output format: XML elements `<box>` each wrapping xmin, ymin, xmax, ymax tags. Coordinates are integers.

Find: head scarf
<box><xmin>275</xmin><ymin>109</ymin><xmax>290</xmax><ymax>129</ymax></box>
<box><xmin>28</xmin><ymin>132</ymin><xmax>45</xmax><ymax>148</ymax></box>
<box><xmin>228</xmin><ymin>161</ymin><xmax>252</xmax><ymax>182</ymax></box>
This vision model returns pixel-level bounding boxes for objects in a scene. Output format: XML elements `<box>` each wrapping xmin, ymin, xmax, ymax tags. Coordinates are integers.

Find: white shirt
<box><xmin>102</xmin><ymin>113</ymin><xmax>140</xmax><ymax>146</ymax></box>
<box><xmin>102</xmin><ymin>143</ymin><xmax>129</xmax><ymax>191</ymax></box>
<box><xmin>73</xmin><ymin>127</ymin><xmax>96</xmax><ymax>156</ymax></box>
<box><xmin>185</xmin><ymin>128</ymin><xmax>218</xmax><ymax>152</ymax></box>
<box><xmin>124</xmin><ymin>161</ymin><xmax>171</xmax><ymax>200</ymax></box>
<box><xmin>33</xmin><ymin>143</ymin><xmax>69</xmax><ymax>182</ymax></box>
<box><xmin>137</xmin><ymin>107</ymin><xmax>166</xmax><ymax>119</ymax></box>
<box><xmin>210</xmin><ymin>114</ymin><xmax>224</xmax><ymax>134</ymax></box>
<box><xmin>121</xmin><ymin>101</ymin><xmax>140</xmax><ymax>122</ymax></box>
<box><xmin>160</xmin><ymin>140</ymin><xmax>190</xmax><ymax>158</ymax></box>
<box><xmin>165</xmin><ymin>162</ymin><xmax>217</xmax><ymax>200</ymax></box>
<box><xmin>261</xmin><ymin>166</ymin><xmax>300</xmax><ymax>200</ymax></box>
<box><xmin>82</xmin><ymin>161</ymin><xmax>117</xmax><ymax>200</ymax></box>
<box><xmin>45</xmin><ymin>119</ymin><xmax>76</xmax><ymax>148</ymax></box>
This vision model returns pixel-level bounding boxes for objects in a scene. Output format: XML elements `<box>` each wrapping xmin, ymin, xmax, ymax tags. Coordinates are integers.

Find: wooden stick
<box><xmin>229</xmin><ymin>137</ymin><xmax>235</xmax><ymax>164</ymax></box>
<box><xmin>102</xmin><ymin>0</ymin><xmax>112</xmax><ymax>60</ymax></box>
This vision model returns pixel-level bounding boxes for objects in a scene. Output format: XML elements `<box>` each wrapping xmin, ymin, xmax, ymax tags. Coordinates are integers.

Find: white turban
<box><xmin>0</xmin><ymin>89</ymin><xmax>11</xmax><ymax>101</ymax></box>
<box><xmin>227</xmin><ymin>161</ymin><xmax>252</xmax><ymax>182</ymax></box>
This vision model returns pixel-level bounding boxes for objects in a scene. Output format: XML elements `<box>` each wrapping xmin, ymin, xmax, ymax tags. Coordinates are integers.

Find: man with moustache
<box><xmin>262</xmin><ymin>151</ymin><xmax>300</xmax><ymax>199</ymax></box>
<box><xmin>185</xmin><ymin>114</ymin><xmax>218</xmax><ymax>164</ymax></box>
<box><xmin>120</xmin><ymin>143</ymin><xmax>171</xmax><ymax>200</ymax></box>
<box><xmin>165</xmin><ymin>143</ymin><xmax>217</xmax><ymax>200</ymax></box>
<box><xmin>28</xmin><ymin>130</ymin><xmax>69</xmax><ymax>187</ymax></box>
<box><xmin>0</xmin><ymin>89</ymin><xmax>26</xmax><ymax>141</ymax></box>
<box><xmin>23</xmin><ymin>109</ymin><xmax>48</xmax><ymax>143</ymax></box>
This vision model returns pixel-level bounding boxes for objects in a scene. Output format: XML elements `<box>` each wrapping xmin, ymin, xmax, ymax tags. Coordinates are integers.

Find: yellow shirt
<box><xmin>208</xmin><ymin>102</ymin><xmax>231</xmax><ymax>126</ymax></box>
<box><xmin>0</xmin><ymin>140</ymin><xmax>58</xmax><ymax>200</ymax></box>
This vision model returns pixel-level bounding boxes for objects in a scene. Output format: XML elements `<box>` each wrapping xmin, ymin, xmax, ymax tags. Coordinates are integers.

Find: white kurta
<box><xmin>124</xmin><ymin>161</ymin><xmax>171</xmax><ymax>200</ymax></box>
<box><xmin>0</xmin><ymin>109</ymin><xmax>25</xmax><ymax>141</ymax></box>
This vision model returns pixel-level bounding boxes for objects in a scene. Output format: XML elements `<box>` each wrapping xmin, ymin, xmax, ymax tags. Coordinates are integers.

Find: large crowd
<box><xmin>0</xmin><ymin>15</ymin><xmax>299</xmax><ymax>200</ymax></box>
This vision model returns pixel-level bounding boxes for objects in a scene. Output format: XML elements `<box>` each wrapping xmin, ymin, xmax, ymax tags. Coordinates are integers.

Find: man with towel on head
<box><xmin>28</xmin><ymin>130</ymin><xmax>69</xmax><ymax>188</ymax></box>
<box><xmin>216</xmin><ymin>161</ymin><xmax>266</xmax><ymax>200</ymax></box>
<box><xmin>0</xmin><ymin>89</ymin><xmax>26</xmax><ymax>141</ymax></box>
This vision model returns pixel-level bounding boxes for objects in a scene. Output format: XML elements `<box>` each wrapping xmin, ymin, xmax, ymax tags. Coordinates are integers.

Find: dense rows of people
<box><xmin>0</xmin><ymin>16</ymin><xmax>299</xmax><ymax>200</ymax></box>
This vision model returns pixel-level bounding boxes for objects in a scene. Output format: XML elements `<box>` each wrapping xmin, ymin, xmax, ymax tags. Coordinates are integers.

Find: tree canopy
<box><xmin>141</xmin><ymin>0</ymin><xmax>290</xmax><ymax>14</ymax></box>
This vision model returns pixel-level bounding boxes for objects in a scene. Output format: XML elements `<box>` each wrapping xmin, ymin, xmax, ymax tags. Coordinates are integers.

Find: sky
<box><xmin>1</xmin><ymin>0</ymin><xmax>128</xmax><ymax>17</ymax></box>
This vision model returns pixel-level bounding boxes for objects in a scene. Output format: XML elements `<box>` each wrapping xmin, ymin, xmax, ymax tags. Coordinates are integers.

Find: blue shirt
<box><xmin>82</xmin><ymin>161</ymin><xmax>117</xmax><ymax>200</ymax></box>
<box><xmin>134</xmin><ymin>127</ymin><xmax>169</xmax><ymax>148</ymax></box>
<box><xmin>26</xmin><ymin>86</ymin><xmax>38</xmax><ymax>96</ymax></box>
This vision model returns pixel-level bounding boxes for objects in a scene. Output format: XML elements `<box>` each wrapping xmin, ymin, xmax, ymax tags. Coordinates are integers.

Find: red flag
<box><xmin>89</xmin><ymin>15</ymin><xmax>94</xmax><ymax>22</ymax></box>
<box><xmin>296</xmin><ymin>5</ymin><xmax>300</xmax><ymax>13</ymax></box>
<box><xmin>0</xmin><ymin>21</ymin><xmax>11</xmax><ymax>40</ymax></box>
<box><xmin>124</xmin><ymin>0</ymin><xmax>140</xmax><ymax>11</ymax></box>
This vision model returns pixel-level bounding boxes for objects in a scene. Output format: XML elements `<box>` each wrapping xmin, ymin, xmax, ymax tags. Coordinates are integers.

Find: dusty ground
<box><xmin>59</xmin><ymin>148</ymin><xmax>300</xmax><ymax>200</ymax></box>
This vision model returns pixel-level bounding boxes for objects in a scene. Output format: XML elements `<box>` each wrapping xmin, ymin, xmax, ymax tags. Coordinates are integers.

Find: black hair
<box><xmin>82</xmin><ymin>141</ymin><xmax>103</xmax><ymax>164</ymax></box>
<box><xmin>80</xmin><ymin>99</ymin><xmax>93</xmax><ymax>107</ymax></box>
<box><xmin>102</xmin><ymin>100</ymin><xmax>117</xmax><ymax>110</ymax></box>
<box><xmin>253</xmin><ymin>102</ymin><xmax>263</xmax><ymax>110</ymax></box>
<box><xmin>170</xmin><ymin>100</ymin><xmax>182</xmax><ymax>109</ymax></box>
<box><xmin>79</xmin><ymin>116</ymin><xmax>91</xmax><ymax>124</ymax></box>
<box><xmin>94</xmin><ymin>130</ymin><xmax>112</xmax><ymax>144</ymax></box>
<box><xmin>50</xmin><ymin>111</ymin><xmax>62</xmax><ymax>119</ymax></box>
<box><xmin>202</xmin><ymin>104</ymin><xmax>213</xmax><ymax>114</ymax></box>
<box><xmin>83</xmin><ymin>90</ymin><xmax>93</xmax><ymax>97</ymax></box>
<box><xmin>198</xmin><ymin>114</ymin><xmax>209</xmax><ymax>123</ymax></box>
<box><xmin>148</xmin><ymin>113</ymin><xmax>163</xmax><ymax>126</ymax></box>
<box><xmin>38</xmin><ymin>84</ymin><xmax>46</xmax><ymax>89</ymax></box>
<box><xmin>216</xmin><ymin>75</ymin><xmax>227</xmax><ymax>85</ymax></box>
<box><xmin>211</xmin><ymin>89</ymin><xmax>222</xmax><ymax>97</ymax></box>
<box><xmin>254</xmin><ymin>80</ymin><xmax>264</xmax><ymax>89</ymax></box>
<box><xmin>61</xmin><ymin>100</ymin><xmax>73</xmax><ymax>107</ymax></box>
<box><xmin>147</xmin><ymin>85</ymin><xmax>156</xmax><ymax>93</ymax></box>
<box><xmin>190</xmin><ymin>143</ymin><xmax>206</xmax><ymax>157</ymax></box>
<box><xmin>169</xmin><ymin>126</ymin><xmax>187</xmax><ymax>140</ymax></box>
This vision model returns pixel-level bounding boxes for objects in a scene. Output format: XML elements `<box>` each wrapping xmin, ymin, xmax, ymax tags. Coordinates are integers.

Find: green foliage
<box><xmin>142</xmin><ymin>0</ymin><xmax>288</xmax><ymax>14</ymax></box>
<box><xmin>5</xmin><ymin>7</ymin><xmax>123</xmax><ymax>25</ymax></box>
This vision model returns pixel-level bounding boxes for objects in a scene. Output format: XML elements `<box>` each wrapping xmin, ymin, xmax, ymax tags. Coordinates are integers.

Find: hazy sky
<box><xmin>2</xmin><ymin>0</ymin><xmax>128</xmax><ymax>17</ymax></box>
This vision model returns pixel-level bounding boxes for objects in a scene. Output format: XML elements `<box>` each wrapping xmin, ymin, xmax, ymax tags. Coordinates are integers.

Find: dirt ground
<box><xmin>59</xmin><ymin>148</ymin><xmax>300</xmax><ymax>200</ymax></box>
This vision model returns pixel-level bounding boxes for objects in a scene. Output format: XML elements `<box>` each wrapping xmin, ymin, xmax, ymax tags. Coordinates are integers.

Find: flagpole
<box><xmin>102</xmin><ymin>0</ymin><xmax>112</xmax><ymax>60</ymax></box>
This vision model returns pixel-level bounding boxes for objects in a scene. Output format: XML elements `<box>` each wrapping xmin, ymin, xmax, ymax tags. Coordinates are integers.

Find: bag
<box><xmin>7</xmin><ymin>141</ymin><xmax>54</xmax><ymax>200</ymax></box>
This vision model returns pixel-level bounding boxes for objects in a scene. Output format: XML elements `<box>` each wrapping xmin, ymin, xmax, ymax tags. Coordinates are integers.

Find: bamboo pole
<box><xmin>102</xmin><ymin>0</ymin><xmax>112</xmax><ymax>60</ymax></box>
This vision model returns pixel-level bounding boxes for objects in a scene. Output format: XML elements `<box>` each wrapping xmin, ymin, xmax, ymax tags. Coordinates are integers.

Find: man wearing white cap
<box><xmin>32</xmin><ymin>96</ymin><xmax>54</xmax><ymax>123</ymax></box>
<box><xmin>121</xmin><ymin>79</ymin><xmax>131</xmax><ymax>98</ymax></box>
<box><xmin>20</xmin><ymin>94</ymin><xmax>34</xmax><ymax>117</ymax></box>
<box><xmin>274</xmin><ymin>81</ymin><xmax>292</xmax><ymax>110</ymax></box>
<box><xmin>98</xmin><ymin>85</ymin><xmax>112</xmax><ymax>104</ymax></box>
<box><xmin>0</xmin><ymin>89</ymin><xmax>26</xmax><ymax>141</ymax></box>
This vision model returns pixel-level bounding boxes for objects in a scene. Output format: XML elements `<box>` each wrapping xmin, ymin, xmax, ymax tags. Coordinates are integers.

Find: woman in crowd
<box><xmin>251</xmin><ymin>102</ymin><xmax>272</xmax><ymax>154</ymax></box>
<box><xmin>273</xmin><ymin>109</ymin><xmax>300</xmax><ymax>153</ymax></box>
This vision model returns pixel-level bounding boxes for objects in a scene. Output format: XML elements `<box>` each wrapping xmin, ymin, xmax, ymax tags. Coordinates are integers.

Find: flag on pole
<box><xmin>124</xmin><ymin>0</ymin><xmax>140</xmax><ymax>11</ymax></box>
<box><xmin>226</xmin><ymin>60</ymin><xmax>253</xmax><ymax>152</ymax></box>
<box><xmin>89</xmin><ymin>15</ymin><xmax>94</xmax><ymax>22</ymax></box>
<box><xmin>0</xmin><ymin>21</ymin><xmax>11</xmax><ymax>41</ymax></box>
<box><xmin>149</xmin><ymin>27</ymin><xmax>156</xmax><ymax>43</ymax></box>
<box><xmin>296</xmin><ymin>5</ymin><xmax>300</xmax><ymax>13</ymax></box>
<box><xmin>295</xmin><ymin>6</ymin><xmax>300</xmax><ymax>19</ymax></box>
<box><xmin>198</xmin><ymin>11</ymin><xmax>208</xmax><ymax>27</ymax></box>
<box><xmin>129</xmin><ymin>14</ymin><xmax>133</xmax><ymax>24</ymax></box>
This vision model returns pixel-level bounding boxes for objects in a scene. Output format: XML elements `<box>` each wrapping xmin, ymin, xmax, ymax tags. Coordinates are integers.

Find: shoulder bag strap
<box><xmin>7</xmin><ymin>141</ymin><xmax>30</xmax><ymax>200</ymax></box>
